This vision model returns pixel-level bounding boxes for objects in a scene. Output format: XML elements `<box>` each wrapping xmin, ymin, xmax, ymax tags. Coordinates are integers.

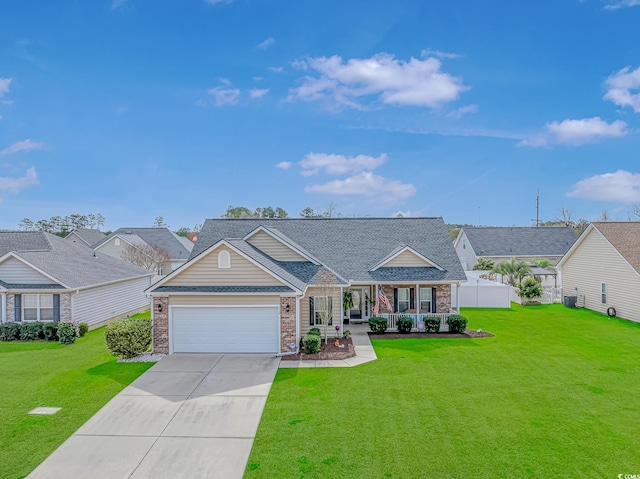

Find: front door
<box><xmin>348</xmin><ymin>288</ymin><xmax>370</xmax><ymax>322</ymax></box>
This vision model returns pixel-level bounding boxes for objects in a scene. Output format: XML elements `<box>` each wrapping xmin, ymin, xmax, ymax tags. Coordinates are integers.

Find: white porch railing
<box><xmin>379</xmin><ymin>312</ymin><xmax>454</xmax><ymax>332</ymax></box>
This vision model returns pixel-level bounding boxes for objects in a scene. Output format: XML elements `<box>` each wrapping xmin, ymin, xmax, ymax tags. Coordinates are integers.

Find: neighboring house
<box><xmin>91</xmin><ymin>227</ymin><xmax>194</xmax><ymax>275</ymax></box>
<box><xmin>64</xmin><ymin>228</ymin><xmax>106</xmax><ymax>247</ymax></box>
<box><xmin>558</xmin><ymin>222</ymin><xmax>640</xmax><ymax>323</ymax></box>
<box><xmin>0</xmin><ymin>231</ymin><xmax>153</xmax><ymax>328</ymax></box>
<box><xmin>147</xmin><ymin>217</ymin><xmax>467</xmax><ymax>355</ymax></box>
<box><xmin>454</xmin><ymin>226</ymin><xmax>577</xmax><ymax>270</ymax></box>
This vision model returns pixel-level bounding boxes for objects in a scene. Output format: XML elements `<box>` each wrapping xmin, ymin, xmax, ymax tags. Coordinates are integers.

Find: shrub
<box><xmin>447</xmin><ymin>315</ymin><xmax>468</xmax><ymax>334</ymax></box>
<box><xmin>302</xmin><ymin>333</ymin><xmax>321</xmax><ymax>354</ymax></box>
<box><xmin>308</xmin><ymin>327</ymin><xmax>321</xmax><ymax>337</ymax></box>
<box><xmin>0</xmin><ymin>322</ymin><xmax>21</xmax><ymax>341</ymax></box>
<box><xmin>78</xmin><ymin>323</ymin><xmax>89</xmax><ymax>337</ymax></box>
<box><xmin>20</xmin><ymin>322</ymin><xmax>44</xmax><ymax>341</ymax></box>
<box><xmin>473</xmin><ymin>257</ymin><xmax>495</xmax><ymax>271</ymax></box>
<box><xmin>104</xmin><ymin>317</ymin><xmax>152</xmax><ymax>358</ymax></box>
<box><xmin>517</xmin><ymin>277</ymin><xmax>544</xmax><ymax>300</ymax></box>
<box><xmin>424</xmin><ymin>317</ymin><xmax>441</xmax><ymax>333</ymax></box>
<box><xmin>397</xmin><ymin>316</ymin><xmax>413</xmax><ymax>333</ymax></box>
<box><xmin>368</xmin><ymin>316</ymin><xmax>388</xmax><ymax>334</ymax></box>
<box><xmin>343</xmin><ymin>329</ymin><xmax>351</xmax><ymax>340</ymax></box>
<box><xmin>58</xmin><ymin>321</ymin><xmax>77</xmax><ymax>345</ymax></box>
<box><xmin>43</xmin><ymin>322</ymin><xmax>59</xmax><ymax>341</ymax></box>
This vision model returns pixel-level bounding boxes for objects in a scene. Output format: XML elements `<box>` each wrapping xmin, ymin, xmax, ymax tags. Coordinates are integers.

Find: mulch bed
<box><xmin>281</xmin><ymin>338</ymin><xmax>356</xmax><ymax>361</ymax></box>
<box><xmin>368</xmin><ymin>329</ymin><xmax>494</xmax><ymax>339</ymax></box>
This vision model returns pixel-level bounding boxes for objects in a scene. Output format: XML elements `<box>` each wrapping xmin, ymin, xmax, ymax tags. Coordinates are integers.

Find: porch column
<box><xmin>415</xmin><ymin>283</ymin><xmax>420</xmax><ymax>315</ymax></box>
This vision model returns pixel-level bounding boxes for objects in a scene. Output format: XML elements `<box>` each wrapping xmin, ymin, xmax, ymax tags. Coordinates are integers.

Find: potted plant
<box><xmin>343</xmin><ymin>291</ymin><xmax>354</xmax><ymax>324</ymax></box>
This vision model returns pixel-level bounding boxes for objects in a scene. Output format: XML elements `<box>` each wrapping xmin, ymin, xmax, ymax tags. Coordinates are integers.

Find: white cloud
<box><xmin>300</xmin><ymin>153</ymin><xmax>387</xmax><ymax>176</ymax></box>
<box><xmin>305</xmin><ymin>171</ymin><xmax>416</xmax><ymax>202</ymax></box>
<box><xmin>207</xmin><ymin>87</ymin><xmax>240</xmax><ymax>106</ymax></box>
<box><xmin>268</xmin><ymin>66</ymin><xmax>284</xmax><ymax>73</ymax></box>
<box><xmin>291</xmin><ymin>59</ymin><xmax>308</xmax><ymax>71</ymax></box>
<box><xmin>257</xmin><ymin>37</ymin><xmax>275</xmax><ymax>50</ymax></box>
<box><xmin>519</xmin><ymin>117</ymin><xmax>629</xmax><ymax>147</ymax></box>
<box><xmin>111</xmin><ymin>0</ymin><xmax>129</xmax><ymax>9</ymax></box>
<box><xmin>275</xmin><ymin>161</ymin><xmax>292</xmax><ymax>170</ymax></box>
<box><xmin>604</xmin><ymin>0</ymin><xmax>640</xmax><ymax>9</ymax></box>
<box><xmin>567</xmin><ymin>170</ymin><xmax>640</xmax><ymax>203</ymax></box>
<box><xmin>288</xmin><ymin>53</ymin><xmax>468</xmax><ymax>109</ymax></box>
<box><xmin>249</xmin><ymin>88</ymin><xmax>269</xmax><ymax>99</ymax></box>
<box><xmin>0</xmin><ymin>78</ymin><xmax>11</xmax><ymax>98</ymax></box>
<box><xmin>604</xmin><ymin>66</ymin><xmax>640</xmax><ymax>112</ymax></box>
<box><xmin>205</xmin><ymin>0</ymin><xmax>233</xmax><ymax>5</ymax></box>
<box><xmin>0</xmin><ymin>166</ymin><xmax>39</xmax><ymax>202</ymax></box>
<box><xmin>421</xmin><ymin>48</ymin><xmax>461</xmax><ymax>59</ymax></box>
<box><xmin>253</xmin><ymin>76</ymin><xmax>264</xmax><ymax>81</ymax></box>
<box><xmin>0</xmin><ymin>139</ymin><xmax>49</xmax><ymax>156</ymax></box>
<box><xmin>447</xmin><ymin>104</ymin><xmax>478</xmax><ymax>118</ymax></box>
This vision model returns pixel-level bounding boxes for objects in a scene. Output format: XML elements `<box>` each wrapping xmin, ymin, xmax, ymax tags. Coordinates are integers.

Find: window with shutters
<box><xmin>22</xmin><ymin>294</ymin><xmax>56</xmax><ymax>322</ymax></box>
<box><xmin>420</xmin><ymin>287</ymin><xmax>433</xmax><ymax>313</ymax></box>
<box><xmin>397</xmin><ymin>288</ymin><xmax>410</xmax><ymax>313</ymax></box>
<box><xmin>313</xmin><ymin>296</ymin><xmax>332</xmax><ymax>325</ymax></box>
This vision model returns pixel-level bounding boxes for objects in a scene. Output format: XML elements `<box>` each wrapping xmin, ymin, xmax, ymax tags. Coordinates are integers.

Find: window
<box><xmin>462</xmin><ymin>238</ymin><xmax>466</xmax><ymax>250</ymax></box>
<box><xmin>114</xmin><ymin>238</ymin><xmax>120</xmax><ymax>246</ymax></box>
<box><xmin>601</xmin><ymin>283</ymin><xmax>607</xmax><ymax>304</ymax></box>
<box><xmin>22</xmin><ymin>294</ymin><xmax>56</xmax><ymax>322</ymax></box>
<box><xmin>218</xmin><ymin>250</ymin><xmax>231</xmax><ymax>269</ymax></box>
<box><xmin>420</xmin><ymin>287</ymin><xmax>433</xmax><ymax>313</ymax></box>
<box><xmin>397</xmin><ymin>288</ymin><xmax>410</xmax><ymax>313</ymax></box>
<box><xmin>313</xmin><ymin>296</ymin><xmax>332</xmax><ymax>325</ymax></box>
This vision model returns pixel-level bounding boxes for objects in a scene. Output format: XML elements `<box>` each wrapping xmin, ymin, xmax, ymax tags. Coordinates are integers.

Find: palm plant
<box><xmin>491</xmin><ymin>259</ymin><xmax>531</xmax><ymax>286</ymax></box>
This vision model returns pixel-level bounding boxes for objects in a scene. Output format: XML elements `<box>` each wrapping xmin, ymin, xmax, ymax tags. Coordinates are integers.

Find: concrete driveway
<box><xmin>28</xmin><ymin>353</ymin><xmax>280</xmax><ymax>479</ymax></box>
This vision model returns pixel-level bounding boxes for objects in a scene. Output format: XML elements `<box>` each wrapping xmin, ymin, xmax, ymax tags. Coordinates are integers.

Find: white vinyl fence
<box><xmin>456</xmin><ymin>275</ymin><xmax>511</xmax><ymax>308</ymax></box>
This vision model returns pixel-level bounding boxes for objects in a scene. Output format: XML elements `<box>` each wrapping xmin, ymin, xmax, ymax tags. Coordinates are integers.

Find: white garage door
<box><xmin>171</xmin><ymin>306</ymin><xmax>279</xmax><ymax>353</ymax></box>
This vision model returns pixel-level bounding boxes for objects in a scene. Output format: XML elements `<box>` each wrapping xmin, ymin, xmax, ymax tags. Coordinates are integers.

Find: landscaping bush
<box><xmin>368</xmin><ymin>316</ymin><xmax>388</xmax><ymax>334</ymax></box>
<box><xmin>78</xmin><ymin>323</ymin><xmax>89</xmax><ymax>337</ymax></box>
<box><xmin>447</xmin><ymin>315</ymin><xmax>468</xmax><ymax>334</ymax></box>
<box><xmin>302</xmin><ymin>333</ymin><xmax>321</xmax><ymax>354</ymax></box>
<box><xmin>424</xmin><ymin>317</ymin><xmax>441</xmax><ymax>333</ymax></box>
<box><xmin>517</xmin><ymin>277</ymin><xmax>544</xmax><ymax>302</ymax></box>
<box><xmin>104</xmin><ymin>317</ymin><xmax>152</xmax><ymax>358</ymax></box>
<box><xmin>397</xmin><ymin>316</ymin><xmax>413</xmax><ymax>333</ymax></box>
<box><xmin>57</xmin><ymin>321</ymin><xmax>77</xmax><ymax>345</ymax></box>
<box><xmin>308</xmin><ymin>327</ymin><xmax>321</xmax><ymax>337</ymax></box>
<box><xmin>43</xmin><ymin>322</ymin><xmax>59</xmax><ymax>341</ymax></box>
<box><xmin>0</xmin><ymin>322</ymin><xmax>21</xmax><ymax>341</ymax></box>
<box><xmin>20</xmin><ymin>322</ymin><xmax>44</xmax><ymax>341</ymax></box>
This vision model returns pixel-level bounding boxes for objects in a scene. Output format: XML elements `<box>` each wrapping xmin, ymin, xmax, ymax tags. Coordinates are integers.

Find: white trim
<box><xmin>351</xmin><ymin>280</ymin><xmax>464</xmax><ymax>285</ymax></box>
<box><xmin>217</xmin><ymin>250</ymin><xmax>231</xmax><ymax>269</ymax></box>
<box><xmin>168</xmin><ymin>304</ymin><xmax>280</xmax><ymax>355</ymax></box>
<box><xmin>146</xmin><ymin>239</ymin><xmax>303</xmax><ymax>294</ymax></box>
<box><xmin>64</xmin><ymin>231</ymin><xmax>91</xmax><ymax>246</ymax></box>
<box><xmin>1</xmin><ymin>292</ymin><xmax>6</xmax><ymax>324</ymax></box>
<box><xmin>243</xmin><ymin>226</ymin><xmax>320</xmax><ymax>265</ymax></box>
<box><xmin>74</xmin><ymin>273</ymin><xmax>154</xmax><ymax>292</ymax></box>
<box><xmin>0</xmin><ymin>252</ymin><xmax>70</xmax><ymax>289</ymax></box>
<box><xmin>149</xmin><ymin>291</ymin><xmax>292</xmax><ymax>296</ymax></box>
<box><xmin>370</xmin><ymin>246</ymin><xmax>444</xmax><ymax>271</ymax></box>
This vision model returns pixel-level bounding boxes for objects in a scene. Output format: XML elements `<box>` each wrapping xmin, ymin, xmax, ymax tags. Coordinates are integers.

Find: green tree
<box><xmin>492</xmin><ymin>259</ymin><xmax>531</xmax><ymax>286</ymax></box>
<box><xmin>300</xmin><ymin>207</ymin><xmax>320</xmax><ymax>218</ymax></box>
<box><xmin>18</xmin><ymin>218</ymin><xmax>37</xmax><ymax>231</ymax></box>
<box><xmin>517</xmin><ymin>277</ymin><xmax>544</xmax><ymax>301</ymax></box>
<box><xmin>154</xmin><ymin>216</ymin><xmax>168</xmax><ymax>228</ymax></box>
<box><xmin>473</xmin><ymin>257</ymin><xmax>495</xmax><ymax>271</ymax></box>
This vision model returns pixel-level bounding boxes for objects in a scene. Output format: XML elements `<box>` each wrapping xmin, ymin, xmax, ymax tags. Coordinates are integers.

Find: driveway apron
<box><xmin>27</xmin><ymin>353</ymin><xmax>280</xmax><ymax>479</ymax></box>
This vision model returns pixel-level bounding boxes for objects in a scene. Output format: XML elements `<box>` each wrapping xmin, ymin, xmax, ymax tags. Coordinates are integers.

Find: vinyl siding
<box><xmin>96</xmin><ymin>236</ymin><xmax>128</xmax><ymax>260</ymax></box>
<box><xmin>454</xmin><ymin>232</ymin><xmax>477</xmax><ymax>270</ymax></box>
<box><xmin>72</xmin><ymin>276</ymin><xmax>151</xmax><ymax>327</ymax></box>
<box><xmin>246</xmin><ymin>230</ymin><xmax>307</xmax><ymax>261</ymax></box>
<box><xmin>561</xmin><ymin>228</ymin><xmax>640</xmax><ymax>322</ymax></box>
<box><xmin>384</xmin><ymin>250</ymin><xmax>432</xmax><ymax>267</ymax></box>
<box><xmin>163</xmin><ymin>245</ymin><xmax>287</xmax><ymax>287</ymax></box>
<box><xmin>299</xmin><ymin>286</ymin><xmax>342</xmax><ymax>335</ymax></box>
<box><xmin>65</xmin><ymin>232</ymin><xmax>89</xmax><ymax>246</ymax></box>
<box><xmin>169</xmin><ymin>295</ymin><xmax>280</xmax><ymax>306</ymax></box>
<box><xmin>0</xmin><ymin>257</ymin><xmax>58</xmax><ymax>284</ymax></box>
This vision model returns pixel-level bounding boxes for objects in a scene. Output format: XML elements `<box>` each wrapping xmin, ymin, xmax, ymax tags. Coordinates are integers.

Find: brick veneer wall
<box><xmin>280</xmin><ymin>296</ymin><xmax>296</xmax><ymax>353</ymax></box>
<box><xmin>5</xmin><ymin>292</ymin><xmax>73</xmax><ymax>322</ymax></box>
<box><xmin>153</xmin><ymin>296</ymin><xmax>169</xmax><ymax>354</ymax></box>
<box><xmin>6</xmin><ymin>294</ymin><xmax>14</xmax><ymax>322</ymax></box>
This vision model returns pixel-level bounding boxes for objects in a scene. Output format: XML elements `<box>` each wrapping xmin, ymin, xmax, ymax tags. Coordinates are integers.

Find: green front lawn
<box><xmin>0</xmin><ymin>322</ymin><xmax>153</xmax><ymax>479</ymax></box>
<box><xmin>246</xmin><ymin>304</ymin><xmax>640</xmax><ymax>478</ymax></box>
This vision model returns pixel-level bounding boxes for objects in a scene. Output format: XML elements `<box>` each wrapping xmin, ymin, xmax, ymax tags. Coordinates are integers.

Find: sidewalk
<box><xmin>279</xmin><ymin>323</ymin><xmax>377</xmax><ymax>369</ymax></box>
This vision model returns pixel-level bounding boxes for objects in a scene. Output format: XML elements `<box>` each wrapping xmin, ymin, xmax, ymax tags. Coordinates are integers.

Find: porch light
<box><xmin>285</xmin><ymin>304</ymin><xmax>290</xmax><ymax>313</ymax></box>
<box><xmin>157</xmin><ymin>303</ymin><xmax>163</xmax><ymax>313</ymax></box>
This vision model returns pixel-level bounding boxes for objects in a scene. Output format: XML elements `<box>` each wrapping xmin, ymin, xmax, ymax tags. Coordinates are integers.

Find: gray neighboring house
<box><xmin>453</xmin><ymin>226</ymin><xmax>578</xmax><ymax>270</ymax></box>
<box><xmin>147</xmin><ymin>217</ymin><xmax>466</xmax><ymax>355</ymax></box>
<box><xmin>0</xmin><ymin>231</ymin><xmax>152</xmax><ymax>328</ymax></box>
<box><xmin>64</xmin><ymin>228</ymin><xmax>106</xmax><ymax>247</ymax></box>
<box><xmin>91</xmin><ymin>227</ymin><xmax>194</xmax><ymax>275</ymax></box>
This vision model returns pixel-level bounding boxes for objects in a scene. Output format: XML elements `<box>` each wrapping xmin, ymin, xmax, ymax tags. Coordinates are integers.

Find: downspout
<box><xmin>70</xmin><ymin>289</ymin><xmax>80</xmax><ymax>321</ymax></box>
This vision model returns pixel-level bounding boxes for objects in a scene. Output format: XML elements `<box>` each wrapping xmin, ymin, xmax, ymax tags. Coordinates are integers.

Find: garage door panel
<box><xmin>171</xmin><ymin>306</ymin><xmax>279</xmax><ymax>353</ymax></box>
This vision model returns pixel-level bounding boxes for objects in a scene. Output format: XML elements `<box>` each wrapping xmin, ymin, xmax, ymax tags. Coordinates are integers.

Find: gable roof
<box><xmin>460</xmin><ymin>226</ymin><xmax>577</xmax><ymax>257</ymax></box>
<box><xmin>371</xmin><ymin>245</ymin><xmax>443</xmax><ymax>271</ymax></box>
<box><xmin>66</xmin><ymin>228</ymin><xmax>106</xmax><ymax>246</ymax></box>
<box><xmin>190</xmin><ymin>218</ymin><xmax>466</xmax><ymax>284</ymax></box>
<box><xmin>591</xmin><ymin>222</ymin><xmax>640</xmax><ymax>274</ymax></box>
<box><xmin>0</xmin><ymin>231</ymin><xmax>152</xmax><ymax>289</ymax></box>
<box><xmin>92</xmin><ymin>227</ymin><xmax>193</xmax><ymax>260</ymax></box>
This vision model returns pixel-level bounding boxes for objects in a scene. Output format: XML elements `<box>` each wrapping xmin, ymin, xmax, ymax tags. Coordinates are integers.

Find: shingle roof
<box><xmin>67</xmin><ymin>229</ymin><xmax>106</xmax><ymax>246</ymax></box>
<box><xmin>593</xmin><ymin>222</ymin><xmax>640</xmax><ymax>274</ymax></box>
<box><xmin>152</xmin><ymin>285</ymin><xmax>294</xmax><ymax>294</ymax></box>
<box><xmin>0</xmin><ymin>280</ymin><xmax>66</xmax><ymax>290</ymax></box>
<box><xmin>192</xmin><ymin>218</ymin><xmax>466</xmax><ymax>283</ymax></box>
<box><xmin>0</xmin><ymin>231</ymin><xmax>152</xmax><ymax>289</ymax></box>
<box><xmin>92</xmin><ymin>228</ymin><xmax>193</xmax><ymax>260</ymax></box>
<box><xmin>461</xmin><ymin>226</ymin><xmax>577</xmax><ymax>257</ymax></box>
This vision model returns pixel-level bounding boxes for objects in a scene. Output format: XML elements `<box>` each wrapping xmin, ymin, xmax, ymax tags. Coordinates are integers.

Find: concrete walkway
<box><xmin>279</xmin><ymin>323</ymin><xmax>377</xmax><ymax>368</ymax></box>
<box><xmin>28</xmin><ymin>354</ymin><xmax>280</xmax><ymax>479</ymax></box>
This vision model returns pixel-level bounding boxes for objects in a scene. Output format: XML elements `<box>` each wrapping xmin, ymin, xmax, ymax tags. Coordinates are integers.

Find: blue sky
<box><xmin>1</xmin><ymin>0</ymin><xmax>640</xmax><ymax>230</ymax></box>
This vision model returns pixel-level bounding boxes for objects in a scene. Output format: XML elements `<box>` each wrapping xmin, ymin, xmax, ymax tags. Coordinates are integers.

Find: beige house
<box><xmin>558</xmin><ymin>222</ymin><xmax>640</xmax><ymax>322</ymax></box>
<box><xmin>147</xmin><ymin>218</ymin><xmax>467</xmax><ymax>355</ymax></box>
